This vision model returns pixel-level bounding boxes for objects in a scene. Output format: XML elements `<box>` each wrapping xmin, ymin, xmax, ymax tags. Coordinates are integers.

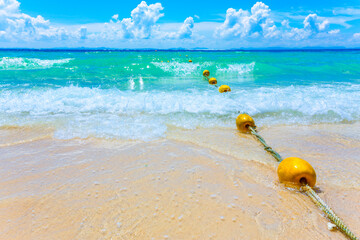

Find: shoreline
<box><xmin>0</xmin><ymin>122</ymin><xmax>359</xmax><ymax>239</ymax></box>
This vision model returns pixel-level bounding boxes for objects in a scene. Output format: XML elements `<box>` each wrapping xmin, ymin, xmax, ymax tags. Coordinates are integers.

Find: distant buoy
<box><xmin>236</xmin><ymin>114</ymin><xmax>256</xmax><ymax>133</ymax></box>
<box><xmin>167</xmin><ymin>61</ymin><xmax>170</xmax><ymax>63</ymax></box>
<box><xmin>186</xmin><ymin>55</ymin><xmax>188</xmax><ymax>57</ymax></box>
<box><xmin>209</xmin><ymin>78</ymin><xmax>217</xmax><ymax>85</ymax></box>
<box><xmin>219</xmin><ymin>85</ymin><xmax>231</xmax><ymax>93</ymax></box>
<box><xmin>277</xmin><ymin>157</ymin><xmax>316</xmax><ymax>187</ymax></box>
<box><xmin>203</xmin><ymin>70</ymin><xmax>210</xmax><ymax>77</ymax></box>
<box><xmin>189</xmin><ymin>60</ymin><xmax>193</xmax><ymax>63</ymax></box>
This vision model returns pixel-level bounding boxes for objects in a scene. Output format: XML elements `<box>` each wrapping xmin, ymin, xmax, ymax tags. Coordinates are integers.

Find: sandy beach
<box><xmin>0</xmin><ymin>123</ymin><xmax>359</xmax><ymax>239</ymax></box>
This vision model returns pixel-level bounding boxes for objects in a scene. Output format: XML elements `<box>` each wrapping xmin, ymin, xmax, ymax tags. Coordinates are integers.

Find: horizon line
<box><xmin>1</xmin><ymin>47</ymin><xmax>360</xmax><ymax>52</ymax></box>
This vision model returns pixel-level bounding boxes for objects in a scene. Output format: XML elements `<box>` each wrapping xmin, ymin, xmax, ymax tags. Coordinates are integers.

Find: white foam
<box><xmin>0</xmin><ymin>57</ymin><xmax>73</xmax><ymax>70</ymax></box>
<box><xmin>151</xmin><ymin>61</ymin><xmax>210</xmax><ymax>75</ymax></box>
<box><xmin>216</xmin><ymin>62</ymin><xmax>255</xmax><ymax>75</ymax></box>
<box><xmin>0</xmin><ymin>84</ymin><xmax>359</xmax><ymax>140</ymax></box>
<box><xmin>139</xmin><ymin>77</ymin><xmax>144</xmax><ymax>90</ymax></box>
<box><xmin>128</xmin><ymin>78</ymin><xmax>135</xmax><ymax>90</ymax></box>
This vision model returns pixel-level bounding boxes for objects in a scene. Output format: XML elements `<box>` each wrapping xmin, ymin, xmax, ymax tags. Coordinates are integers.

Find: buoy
<box><xmin>167</xmin><ymin>61</ymin><xmax>170</xmax><ymax>63</ymax></box>
<box><xmin>186</xmin><ymin>55</ymin><xmax>188</xmax><ymax>57</ymax></box>
<box><xmin>203</xmin><ymin>70</ymin><xmax>210</xmax><ymax>77</ymax></box>
<box><xmin>209</xmin><ymin>78</ymin><xmax>217</xmax><ymax>85</ymax></box>
<box><xmin>189</xmin><ymin>60</ymin><xmax>192</xmax><ymax>63</ymax></box>
<box><xmin>277</xmin><ymin>157</ymin><xmax>316</xmax><ymax>187</ymax></box>
<box><xmin>161</xmin><ymin>61</ymin><xmax>163</xmax><ymax>62</ymax></box>
<box><xmin>236</xmin><ymin>114</ymin><xmax>256</xmax><ymax>133</ymax></box>
<box><xmin>219</xmin><ymin>85</ymin><xmax>231</xmax><ymax>93</ymax></box>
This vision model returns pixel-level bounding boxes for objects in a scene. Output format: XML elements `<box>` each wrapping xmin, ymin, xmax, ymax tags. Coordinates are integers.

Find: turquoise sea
<box><xmin>1</xmin><ymin>50</ymin><xmax>360</xmax><ymax>140</ymax></box>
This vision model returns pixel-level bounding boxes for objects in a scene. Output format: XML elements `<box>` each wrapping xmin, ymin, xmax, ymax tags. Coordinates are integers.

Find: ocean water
<box><xmin>0</xmin><ymin>50</ymin><xmax>360</xmax><ymax>140</ymax></box>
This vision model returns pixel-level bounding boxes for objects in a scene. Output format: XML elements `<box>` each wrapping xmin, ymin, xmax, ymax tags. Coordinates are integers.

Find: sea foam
<box><xmin>0</xmin><ymin>57</ymin><xmax>73</xmax><ymax>70</ymax></box>
<box><xmin>0</xmin><ymin>84</ymin><xmax>359</xmax><ymax>140</ymax></box>
<box><xmin>216</xmin><ymin>62</ymin><xmax>255</xmax><ymax>75</ymax></box>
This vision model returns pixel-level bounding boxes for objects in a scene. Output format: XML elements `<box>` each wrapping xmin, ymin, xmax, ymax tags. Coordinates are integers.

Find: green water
<box><xmin>0</xmin><ymin>50</ymin><xmax>359</xmax><ymax>140</ymax></box>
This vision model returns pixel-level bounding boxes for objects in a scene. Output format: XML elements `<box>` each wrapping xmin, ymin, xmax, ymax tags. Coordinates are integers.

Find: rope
<box><xmin>302</xmin><ymin>184</ymin><xmax>358</xmax><ymax>240</ymax></box>
<box><xmin>249</xmin><ymin>126</ymin><xmax>282</xmax><ymax>162</ymax></box>
<box><xmin>248</xmin><ymin>125</ymin><xmax>358</xmax><ymax>240</ymax></box>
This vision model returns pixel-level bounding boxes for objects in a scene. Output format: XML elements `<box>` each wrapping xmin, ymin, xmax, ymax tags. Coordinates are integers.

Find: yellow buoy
<box><xmin>189</xmin><ymin>60</ymin><xmax>192</xmax><ymax>63</ymax></box>
<box><xmin>167</xmin><ymin>61</ymin><xmax>170</xmax><ymax>63</ymax></box>
<box><xmin>219</xmin><ymin>85</ymin><xmax>231</xmax><ymax>93</ymax></box>
<box><xmin>209</xmin><ymin>78</ymin><xmax>217</xmax><ymax>85</ymax></box>
<box><xmin>203</xmin><ymin>70</ymin><xmax>210</xmax><ymax>77</ymax></box>
<box><xmin>186</xmin><ymin>55</ymin><xmax>188</xmax><ymax>57</ymax></box>
<box><xmin>235</xmin><ymin>114</ymin><xmax>256</xmax><ymax>133</ymax></box>
<box><xmin>277</xmin><ymin>157</ymin><xmax>316</xmax><ymax>187</ymax></box>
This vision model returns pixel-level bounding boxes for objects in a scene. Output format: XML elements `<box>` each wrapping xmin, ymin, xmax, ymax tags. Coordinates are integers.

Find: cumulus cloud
<box><xmin>0</xmin><ymin>0</ymin><xmax>354</xmax><ymax>47</ymax></box>
<box><xmin>94</xmin><ymin>2</ymin><xmax>194</xmax><ymax>41</ymax></box>
<box><xmin>215</xmin><ymin>2</ymin><xmax>278</xmax><ymax>39</ymax></box>
<box><xmin>215</xmin><ymin>2</ymin><xmax>332</xmax><ymax>42</ymax></box>
<box><xmin>177</xmin><ymin>17</ymin><xmax>194</xmax><ymax>38</ymax></box>
<box><xmin>108</xmin><ymin>1</ymin><xmax>164</xmax><ymax>39</ymax></box>
<box><xmin>304</xmin><ymin>14</ymin><xmax>329</xmax><ymax>33</ymax></box>
<box><xmin>165</xmin><ymin>16</ymin><xmax>194</xmax><ymax>39</ymax></box>
<box><xmin>282</xmin><ymin>13</ymin><xmax>330</xmax><ymax>40</ymax></box>
<box><xmin>0</xmin><ymin>0</ymin><xmax>85</xmax><ymax>42</ymax></box>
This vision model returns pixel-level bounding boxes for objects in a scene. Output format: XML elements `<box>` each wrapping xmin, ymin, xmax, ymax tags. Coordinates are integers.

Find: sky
<box><xmin>1</xmin><ymin>0</ymin><xmax>360</xmax><ymax>49</ymax></box>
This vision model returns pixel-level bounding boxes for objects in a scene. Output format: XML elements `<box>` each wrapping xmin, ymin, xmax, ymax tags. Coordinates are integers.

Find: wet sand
<box><xmin>0</xmin><ymin>123</ymin><xmax>359</xmax><ymax>239</ymax></box>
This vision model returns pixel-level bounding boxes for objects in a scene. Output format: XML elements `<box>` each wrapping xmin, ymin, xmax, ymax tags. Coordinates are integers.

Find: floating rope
<box><xmin>246</xmin><ymin>125</ymin><xmax>358</xmax><ymax>240</ymax></box>
<box><xmin>249</xmin><ymin>126</ymin><xmax>282</xmax><ymax>162</ymax></box>
<box><xmin>302</xmin><ymin>184</ymin><xmax>358</xmax><ymax>240</ymax></box>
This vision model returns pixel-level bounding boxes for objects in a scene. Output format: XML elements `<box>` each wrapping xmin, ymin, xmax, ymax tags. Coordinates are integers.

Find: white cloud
<box><xmin>353</xmin><ymin>33</ymin><xmax>360</xmax><ymax>39</ymax></box>
<box><xmin>94</xmin><ymin>2</ymin><xmax>195</xmax><ymax>41</ymax></box>
<box><xmin>303</xmin><ymin>14</ymin><xmax>329</xmax><ymax>33</ymax></box>
<box><xmin>79</xmin><ymin>26</ymin><xmax>87</xmax><ymax>40</ymax></box>
<box><xmin>94</xmin><ymin>1</ymin><xmax>164</xmax><ymax>41</ymax></box>
<box><xmin>282</xmin><ymin>13</ymin><xmax>330</xmax><ymax>40</ymax></box>
<box><xmin>119</xmin><ymin>1</ymin><xmax>163</xmax><ymax>39</ymax></box>
<box><xmin>0</xmin><ymin>0</ymin><xmax>358</xmax><ymax>48</ymax></box>
<box><xmin>215</xmin><ymin>3</ymin><xmax>333</xmax><ymax>43</ymax></box>
<box><xmin>281</xmin><ymin>19</ymin><xmax>290</xmax><ymax>28</ymax></box>
<box><xmin>333</xmin><ymin>8</ymin><xmax>360</xmax><ymax>16</ymax></box>
<box><xmin>0</xmin><ymin>0</ymin><xmax>20</xmax><ymax>13</ymax></box>
<box><xmin>0</xmin><ymin>0</ymin><xmax>85</xmax><ymax>42</ymax></box>
<box><xmin>112</xmin><ymin>14</ymin><xmax>119</xmax><ymax>21</ymax></box>
<box><xmin>215</xmin><ymin>2</ymin><xmax>278</xmax><ymax>39</ymax></box>
<box><xmin>329</xmin><ymin>29</ymin><xmax>340</xmax><ymax>34</ymax></box>
<box><xmin>165</xmin><ymin>16</ymin><xmax>194</xmax><ymax>39</ymax></box>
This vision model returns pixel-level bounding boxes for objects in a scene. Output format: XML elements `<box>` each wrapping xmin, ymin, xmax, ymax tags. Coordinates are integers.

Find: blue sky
<box><xmin>1</xmin><ymin>0</ymin><xmax>360</xmax><ymax>48</ymax></box>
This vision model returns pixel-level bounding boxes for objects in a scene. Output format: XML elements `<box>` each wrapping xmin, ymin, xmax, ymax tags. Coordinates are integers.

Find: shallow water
<box><xmin>0</xmin><ymin>50</ymin><xmax>360</xmax><ymax>140</ymax></box>
<box><xmin>0</xmin><ymin>50</ymin><xmax>359</xmax><ymax>239</ymax></box>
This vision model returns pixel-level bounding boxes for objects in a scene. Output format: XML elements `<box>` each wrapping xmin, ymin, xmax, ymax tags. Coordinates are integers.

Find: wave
<box><xmin>0</xmin><ymin>57</ymin><xmax>73</xmax><ymax>70</ymax></box>
<box><xmin>151</xmin><ymin>61</ymin><xmax>211</xmax><ymax>75</ymax></box>
<box><xmin>151</xmin><ymin>61</ymin><xmax>255</xmax><ymax>77</ymax></box>
<box><xmin>216</xmin><ymin>62</ymin><xmax>255</xmax><ymax>75</ymax></box>
<box><xmin>0</xmin><ymin>84</ymin><xmax>359</xmax><ymax>140</ymax></box>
